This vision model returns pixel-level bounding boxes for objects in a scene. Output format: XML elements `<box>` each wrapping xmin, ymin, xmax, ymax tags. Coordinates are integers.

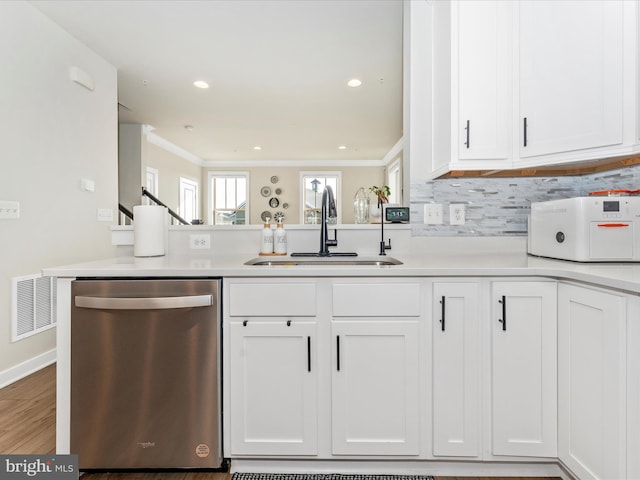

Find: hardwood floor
<box><xmin>0</xmin><ymin>365</ymin><xmax>559</xmax><ymax>480</ymax></box>
<box><xmin>0</xmin><ymin>364</ymin><xmax>56</xmax><ymax>455</ymax></box>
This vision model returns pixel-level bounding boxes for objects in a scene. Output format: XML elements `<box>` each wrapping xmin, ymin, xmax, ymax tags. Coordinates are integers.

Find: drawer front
<box><xmin>332</xmin><ymin>283</ymin><xmax>421</xmax><ymax>317</ymax></box>
<box><xmin>229</xmin><ymin>283</ymin><xmax>316</xmax><ymax>317</ymax></box>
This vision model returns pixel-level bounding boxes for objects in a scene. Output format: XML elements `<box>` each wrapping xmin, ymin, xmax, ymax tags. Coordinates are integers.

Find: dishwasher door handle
<box><xmin>75</xmin><ymin>294</ymin><xmax>213</xmax><ymax>310</ymax></box>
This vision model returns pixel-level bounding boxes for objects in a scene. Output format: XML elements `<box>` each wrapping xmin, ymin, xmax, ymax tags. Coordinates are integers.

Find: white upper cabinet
<box><xmin>457</xmin><ymin>1</ymin><xmax>511</xmax><ymax>162</ymax></box>
<box><xmin>423</xmin><ymin>0</ymin><xmax>636</xmax><ymax>177</ymax></box>
<box><xmin>517</xmin><ymin>0</ymin><xmax>624</xmax><ymax>161</ymax></box>
<box><xmin>432</xmin><ymin>0</ymin><xmax>512</xmax><ymax>177</ymax></box>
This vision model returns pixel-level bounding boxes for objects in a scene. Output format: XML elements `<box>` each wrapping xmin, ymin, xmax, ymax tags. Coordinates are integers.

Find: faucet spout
<box><xmin>319</xmin><ymin>186</ymin><xmax>338</xmax><ymax>256</ymax></box>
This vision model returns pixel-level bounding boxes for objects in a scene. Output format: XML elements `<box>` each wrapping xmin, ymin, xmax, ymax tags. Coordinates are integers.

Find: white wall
<box><xmin>146</xmin><ymin>142</ymin><xmax>202</xmax><ymax>218</ymax></box>
<box><xmin>0</xmin><ymin>1</ymin><xmax>118</xmax><ymax>377</ymax></box>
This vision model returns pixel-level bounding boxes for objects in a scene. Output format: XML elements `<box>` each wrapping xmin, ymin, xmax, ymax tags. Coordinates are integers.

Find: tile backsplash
<box><xmin>410</xmin><ymin>164</ymin><xmax>640</xmax><ymax>236</ymax></box>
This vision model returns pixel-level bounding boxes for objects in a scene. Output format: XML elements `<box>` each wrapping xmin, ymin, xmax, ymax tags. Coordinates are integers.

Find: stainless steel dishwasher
<box><xmin>70</xmin><ymin>278</ymin><xmax>221</xmax><ymax>469</ymax></box>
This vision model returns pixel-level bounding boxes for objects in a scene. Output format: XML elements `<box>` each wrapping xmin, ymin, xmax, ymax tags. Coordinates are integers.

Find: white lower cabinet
<box><xmin>490</xmin><ymin>281</ymin><xmax>557</xmax><ymax>458</ymax></box>
<box><xmin>432</xmin><ymin>281</ymin><xmax>481</xmax><ymax>457</ymax></box>
<box><xmin>229</xmin><ymin>320</ymin><xmax>317</xmax><ymax>455</ymax></box>
<box><xmin>225</xmin><ymin>276</ymin><xmax>634</xmax><ymax>476</ymax></box>
<box><xmin>558</xmin><ymin>282</ymin><xmax>627</xmax><ymax>480</ymax></box>
<box><xmin>331</xmin><ymin>320</ymin><xmax>420</xmax><ymax>455</ymax></box>
<box><xmin>331</xmin><ymin>280</ymin><xmax>422</xmax><ymax>456</ymax></box>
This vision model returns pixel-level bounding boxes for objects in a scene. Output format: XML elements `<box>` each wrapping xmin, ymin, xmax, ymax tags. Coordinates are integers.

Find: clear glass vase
<box><xmin>353</xmin><ymin>187</ymin><xmax>370</xmax><ymax>224</ymax></box>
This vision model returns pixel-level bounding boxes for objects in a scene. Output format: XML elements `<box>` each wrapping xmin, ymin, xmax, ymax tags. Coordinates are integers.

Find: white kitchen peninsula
<box><xmin>45</xmin><ymin>238</ymin><xmax>640</xmax><ymax>480</ymax></box>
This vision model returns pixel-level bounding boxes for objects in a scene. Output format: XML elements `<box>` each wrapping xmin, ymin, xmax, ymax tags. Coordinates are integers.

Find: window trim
<box><xmin>299</xmin><ymin>171</ymin><xmax>342</xmax><ymax>224</ymax></box>
<box><xmin>386</xmin><ymin>156</ymin><xmax>402</xmax><ymax>205</ymax></box>
<box><xmin>207</xmin><ymin>171</ymin><xmax>250</xmax><ymax>225</ymax></box>
<box><xmin>146</xmin><ymin>167</ymin><xmax>159</xmax><ymax>197</ymax></box>
<box><xmin>179</xmin><ymin>177</ymin><xmax>199</xmax><ymax>224</ymax></box>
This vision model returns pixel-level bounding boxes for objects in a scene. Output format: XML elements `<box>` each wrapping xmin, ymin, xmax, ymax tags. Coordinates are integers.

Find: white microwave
<box><xmin>528</xmin><ymin>196</ymin><xmax>640</xmax><ymax>262</ymax></box>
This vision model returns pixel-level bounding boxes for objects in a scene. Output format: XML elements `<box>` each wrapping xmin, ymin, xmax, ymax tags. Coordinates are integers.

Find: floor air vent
<box><xmin>11</xmin><ymin>274</ymin><xmax>57</xmax><ymax>342</ymax></box>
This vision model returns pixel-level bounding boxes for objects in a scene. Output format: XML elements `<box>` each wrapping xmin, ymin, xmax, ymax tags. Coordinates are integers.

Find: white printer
<box><xmin>528</xmin><ymin>196</ymin><xmax>640</xmax><ymax>262</ymax></box>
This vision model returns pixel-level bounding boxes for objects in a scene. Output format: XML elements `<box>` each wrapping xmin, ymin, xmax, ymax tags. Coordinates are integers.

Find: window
<box><xmin>208</xmin><ymin>172</ymin><xmax>248</xmax><ymax>225</ymax></box>
<box><xmin>300</xmin><ymin>172</ymin><xmax>341</xmax><ymax>224</ymax></box>
<box><xmin>387</xmin><ymin>157</ymin><xmax>402</xmax><ymax>205</ymax></box>
<box><xmin>179</xmin><ymin>177</ymin><xmax>198</xmax><ymax>224</ymax></box>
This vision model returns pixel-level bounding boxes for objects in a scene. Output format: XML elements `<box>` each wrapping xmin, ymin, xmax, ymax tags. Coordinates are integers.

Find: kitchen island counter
<box><xmin>45</xmin><ymin>236</ymin><xmax>640</xmax><ymax>479</ymax></box>
<box><xmin>44</xmin><ymin>247</ymin><xmax>640</xmax><ymax>295</ymax></box>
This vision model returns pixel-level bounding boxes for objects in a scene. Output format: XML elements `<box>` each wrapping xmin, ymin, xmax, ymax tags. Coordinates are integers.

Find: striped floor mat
<box><xmin>231</xmin><ymin>475</ymin><xmax>435</xmax><ymax>480</ymax></box>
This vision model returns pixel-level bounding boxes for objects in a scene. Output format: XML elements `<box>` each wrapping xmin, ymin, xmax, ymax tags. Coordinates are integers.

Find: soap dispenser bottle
<box><xmin>260</xmin><ymin>221</ymin><xmax>274</xmax><ymax>254</ymax></box>
<box><xmin>274</xmin><ymin>221</ymin><xmax>287</xmax><ymax>254</ymax></box>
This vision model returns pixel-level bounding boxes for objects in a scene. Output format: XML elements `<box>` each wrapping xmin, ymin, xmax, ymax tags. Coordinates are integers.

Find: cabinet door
<box><xmin>229</xmin><ymin>321</ymin><xmax>317</xmax><ymax>455</ymax></box>
<box><xmin>432</xmin><ymin>282</ymin><xmax>481</xmax><ymax>457</ymax></box>
<box><xmin>518</xmin><ymin>0</ymin><xmax>623</xmax><ymax>158</ymax></box>
<box><xmin>457</xmin><ymin>0</ymin><xmax>511</xmax><ymax>161</ymax></box>
<box><xmin>491</xmin><ymin>281</ymin><xmax>557</xmax><ymax>457</ymax></box>
<box><xmin>331</xmin><ymin>320</ymin><xmax>420</xmax><ymax>455</ymax></box>
<box><xmin>558</xmin><ymin>283</ymin><xmax>626</xmax><ymax>480</ymax></box>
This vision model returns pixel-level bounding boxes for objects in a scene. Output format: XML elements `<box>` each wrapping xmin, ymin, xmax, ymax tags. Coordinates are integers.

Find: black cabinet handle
<box><xmin>464</xmin><ymin>120</ymin><xmax>470</xmax><ymax>149</ymax></box>
<box><xmin>242</xmin><ymin>319</ymin><xmax>248</xmax><ymax>327</ymax></box>
<box><xmin>440</xmin><ymin>296</ymin><xmax>446</xmax><ymax>331</ymax></box>
<box><xmin>523</xmin><ymin>117</ymin><xmax>528</xmax><ymax>147</ymax></box>
<box><xmin>286</xmin><ymin>319</ymin><xmax>291</xmax><ymax>326</ymax></box>
<box><xmin>498</xmin><ymin>295</ymin><xmax>506</xmax><ymax>331</ymax></box>
<box><xmin>336</xmin><ymin>335</ymin><xmax>341</xmax><ymax>371</ymax></box>
<box><xmin>307</xmin><ymin>336</ymin><xmax>311</xmax><ymax>372</ymax></box>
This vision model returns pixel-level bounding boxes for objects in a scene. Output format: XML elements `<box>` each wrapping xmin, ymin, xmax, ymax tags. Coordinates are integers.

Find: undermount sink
<box><xmin>244</xmin><ymin>256</ymin><xmax>403</xmax><ymax>266</ymax></box>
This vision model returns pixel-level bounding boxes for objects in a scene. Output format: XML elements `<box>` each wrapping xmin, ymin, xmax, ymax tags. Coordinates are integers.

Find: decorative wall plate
<box><xmin>274</xmin><ymin>211</ymin><xmax>285</xmax><ymax>223</ymax></box>
<box><xmin>260</xmin><ymin>211</ymin><xmax>272</xmax><ymax>222</ymax></box>
<box><xmin>275</xmin><ymin>188</ymin><xmax>282</xmax><ymax>195</ymax></box>
<box><xmin>282</xmin><ymin>203</ymin><xmax>289</xmax><ymax>209</ymax></box>
<box><xmin>260</xmin><ymin>186</ymin><xmax>271</xmax><ymax>197</ymax></box>
<box><xmin>269</xmin><ymin>197</ymin><xmax>280</xmax><ymax>208</ymax></box>
<box><xmin>270</xmin><ymin>175</ymin><xmax>279</xmax><ymax>184</ymax></box>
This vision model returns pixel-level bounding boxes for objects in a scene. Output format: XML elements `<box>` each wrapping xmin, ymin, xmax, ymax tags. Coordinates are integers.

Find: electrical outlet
<box><xmin>0</xmin><ymin>201</ymin><xmax>20</xmax><ymax>219</ymax></box>
<box><xmin>450</xmin><ymin>203</ymin><xmax>466</xmax><ymax>225</ymax></box>
<box><xmin>190</xmin><ymin>234</ymin><xmax>211</xmax><ymax>249</ymax></box>
<box><xmin>423</xmin><ymin>203</ymin><xmax>443</xmax><ymax>225</ymax></box>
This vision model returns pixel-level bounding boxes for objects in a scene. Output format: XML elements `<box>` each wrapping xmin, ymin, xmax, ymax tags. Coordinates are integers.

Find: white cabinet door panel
<box><xmin>457</xmin><ymin>0</ymin><xmax>511</xmax><ymax>161</ymax></box>
<box><xmin>519</xmin><ymin>0</ymin><xmax>623</xmax><ymax>157</ymax></box>
<box><xmin>432</xmin><ymin>282</ymin><xmax>481</xmax><ymax>457</ymax></box>
<box><xmin>331</xmin><ymin>321</ymin><xmax>420</xmax><ymax>456</ymax></box>
<box><xmin>558</xmin><ymin>283</ymin><xmax>626</xmax><ymax>480</ymax></box>
<box><xmin>491</xmin><ymin>281</ymin><xmax>557</xmax><ymax>457</ymax></box>
<box><xmin>230</xmin><ymin>322</ymin><xmax>317</xmax><ymax>455</ymax></box>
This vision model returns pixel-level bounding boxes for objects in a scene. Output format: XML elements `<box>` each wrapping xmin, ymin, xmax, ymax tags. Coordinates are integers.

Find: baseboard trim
<box><xmin>0</xmin><ymin>349</ymin><xmax>56</xmax><ymax>389</ymax></box>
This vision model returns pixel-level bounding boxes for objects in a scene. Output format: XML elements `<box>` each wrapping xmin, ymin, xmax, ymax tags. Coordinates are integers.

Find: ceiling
<box><xmin>30</xmin><ymin>0</ymin><xmax>404</xmax><ymax>164</ymax></box>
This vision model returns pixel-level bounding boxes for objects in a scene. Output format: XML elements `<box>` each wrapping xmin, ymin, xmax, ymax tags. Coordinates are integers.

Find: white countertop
<box><xmin>43</xmin><ymin>246</ymin><xmax>640</xmax><ymax>295</ymax></box>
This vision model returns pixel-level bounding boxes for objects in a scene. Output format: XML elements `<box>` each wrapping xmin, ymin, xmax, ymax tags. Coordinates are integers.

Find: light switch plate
<box><xmin>97</xmin><ymin>208</ymin><xmax>114</xmax><ymax>222</ymax></box>
<box><xmin>424</xmin><ymin>203</ymin><xmax>443</xmax><ymax>225</ymax></box>
<box><xmin>0</xmin><ymin>201</ymin><xmax>20</xmax><ymax>219</ymax></box>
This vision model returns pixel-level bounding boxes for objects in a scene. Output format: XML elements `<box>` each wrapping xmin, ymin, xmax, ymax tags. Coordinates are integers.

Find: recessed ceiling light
<box><xmin>347</xmin><ymin>78</ymin><xmax>362</xmax><ymax>88</ymax></box>
<box><xmin>193</xmin><ymin>80</ymin><xmax>209</xmax><ymax>89</ymax></box>
<box><xmin>184</xmin><ymin>125</ymin><xmax>194</xmax><ymax>131</ymax></box>
<box><xmin>253</xmin><ymin>146</ymin><xmax>262</xmax><ymax>151</ymax></box>
<box><xmin>338</xmin><ymin>145</ymin><xmax>347</xmax><ymax>150</ymax></box>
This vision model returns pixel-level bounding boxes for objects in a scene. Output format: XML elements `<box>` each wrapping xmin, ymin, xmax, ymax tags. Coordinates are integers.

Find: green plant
<box><xmin>369</xmin><ymin>185</ymin><xmax>390</xmax><ymax>203</ymax></box>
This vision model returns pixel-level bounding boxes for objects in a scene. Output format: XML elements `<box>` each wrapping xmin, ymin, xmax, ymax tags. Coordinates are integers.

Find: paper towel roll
<box><xmin>133</xmin><ymin>205</ymin><xmax>167</xmax><ymax>257</ymax></box>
